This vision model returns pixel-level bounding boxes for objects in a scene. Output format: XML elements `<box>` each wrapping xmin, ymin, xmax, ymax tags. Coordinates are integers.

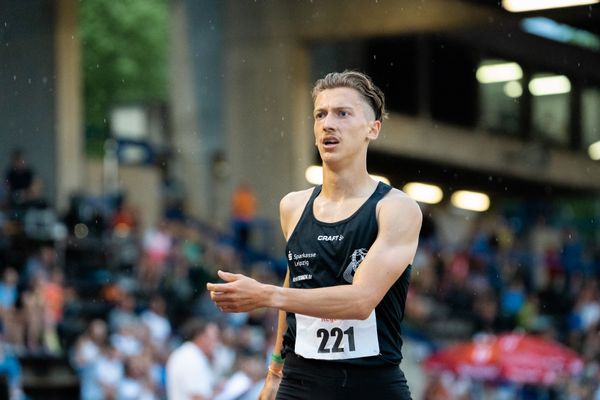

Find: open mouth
<box><xmin>323</xmin><ymin>137</ymin><xmax>339</xmax><ymax>146</ymax></box>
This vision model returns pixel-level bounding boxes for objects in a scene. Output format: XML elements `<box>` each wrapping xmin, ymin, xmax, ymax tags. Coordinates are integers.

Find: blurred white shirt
<box><xmin>141</xmin><ymin>309</ymin><xmax>171</xmax><ymax>346</ymax></box>
<box><xmin>166</xmin><ymin>342</ymin><xmax>215</xmax><ymax>400</ymax></box>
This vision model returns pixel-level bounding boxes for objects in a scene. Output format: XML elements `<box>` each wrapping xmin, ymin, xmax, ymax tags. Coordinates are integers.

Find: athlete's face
<box><xmin>313</xmin><ymin>87</ymin><xmax>380</xmax><ymax>164</ymax></box>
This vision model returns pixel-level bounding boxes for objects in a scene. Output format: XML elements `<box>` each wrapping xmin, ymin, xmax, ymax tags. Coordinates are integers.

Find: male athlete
<box><xmin>207</xmin><ymin>71</ymin><xmax>422</xmax><ymax>399</ymax></box>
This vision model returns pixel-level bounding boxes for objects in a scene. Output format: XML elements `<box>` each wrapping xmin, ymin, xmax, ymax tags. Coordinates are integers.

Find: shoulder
<box><xmin>279</xmin><ymin>188</ymin><xmax>315</xmax><ymax>239</ymax></box>
<box><xmin>377</xmin><ymin>187</ymin><xmax>422</xmax><ymax>229</ymax></box>
<box><xmin>171</xmin><ymin>342</ymin><xmax>202</xmax><ymax>362</ymax></box>
<box><xmin>279</xmin><ymin>188</ymin><xmax>314</xmax><ymax>216</ymax></box>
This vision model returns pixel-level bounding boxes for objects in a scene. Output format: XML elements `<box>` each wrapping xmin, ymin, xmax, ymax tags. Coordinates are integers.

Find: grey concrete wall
<box><xmin>170</xmin><ymin>0</ymin><xmax>316</xmax><ymax>241</ymax></box>
<box><xmin>0</xmin><ymin>0</ymin><xmax>82</xmax><ymax>210</ymax></box>
<box><xmin>169</xmin><ymin>0</ymin><xmax>206</xmax><ymax>220</ymax></box>
<box><xmin>0</xmin><ymin>0</ymin><xmax>58</xmax><ymax>205</ymax></box>
<box><xmin>221</xmin><ymin>1</ymin><xmax>317</xmax><ymax>252</ymax></box>
<box><xmin>169</xmin><ymin>0</ymin><xmax>230</xmax><ymax>226</ymax></box>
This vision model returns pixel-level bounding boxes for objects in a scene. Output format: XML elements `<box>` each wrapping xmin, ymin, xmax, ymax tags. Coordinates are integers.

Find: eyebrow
<box><xmin>313</xmin><ymin>106</ymin><xmax>354</xmax><ymax>113</ymax></box>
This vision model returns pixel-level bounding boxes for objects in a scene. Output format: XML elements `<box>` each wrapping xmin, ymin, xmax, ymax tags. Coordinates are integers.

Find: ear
<box><xmin>367</xmin><ymin>120</ymin><xmax>381</xmax><ymax>141</ymax></box>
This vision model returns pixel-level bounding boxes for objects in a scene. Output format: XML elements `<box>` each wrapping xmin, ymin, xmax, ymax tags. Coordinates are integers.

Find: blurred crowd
<box><xmin>0</xmin><ymin>150</ymin><xmax>279</xmax><ymax>399</ymax></box>
<box><xmin>0</xmin><ymin>149</ymin><xmax>599</xmax><ymax>399</ymax></box>
<box><xmin>413</xmin><ymin>207</ymin><xmax>600</xmax><ymax>399</ymax></box>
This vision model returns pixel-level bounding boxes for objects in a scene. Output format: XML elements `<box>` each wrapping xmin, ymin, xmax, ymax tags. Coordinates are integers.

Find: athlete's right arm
<box><xmin>259</xmin><ymin>271</ymin><xmax>289</xmax><ymax>400</ymax></box>
<box><xmin>259</xmin><ymin>193</ymin><xmax>306</xmax><ymax>399</ymax></box>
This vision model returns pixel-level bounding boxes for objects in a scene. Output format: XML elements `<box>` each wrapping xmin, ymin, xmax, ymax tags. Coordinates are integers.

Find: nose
<box><xmin>321</xmin><ymin>112</ymin><xmax>335</xmax><ymax>132</ymax></box>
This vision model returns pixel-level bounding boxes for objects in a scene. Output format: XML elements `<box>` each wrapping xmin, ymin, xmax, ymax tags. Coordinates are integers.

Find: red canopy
<box><xmin>423</xmin><ymin>333</ymin><xmax>584</xmax><ymax>385</ymax></box>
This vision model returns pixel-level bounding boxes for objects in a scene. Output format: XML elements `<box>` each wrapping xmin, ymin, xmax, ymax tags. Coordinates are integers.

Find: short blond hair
<box><xmin>311</xmin><ymin>70</ymin><xmax>387</xmax><ymax>121</ymax></box>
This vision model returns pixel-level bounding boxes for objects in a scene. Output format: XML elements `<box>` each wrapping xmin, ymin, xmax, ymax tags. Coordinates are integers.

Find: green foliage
<box><xmin>80</xmin><ymin>0</ymin><xmax>168</xmax><ymax>155</ymax></box>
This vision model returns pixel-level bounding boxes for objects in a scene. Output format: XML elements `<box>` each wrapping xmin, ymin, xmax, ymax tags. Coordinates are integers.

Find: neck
<box><xmin>321</xmin><ymin>164</ymin><xmax>376</xmax><ymax>201</ymax></box>
<box><xmin>191</xmin><ymin>339</ymin><xmax>205</xmax><ymax>353</ymax></box>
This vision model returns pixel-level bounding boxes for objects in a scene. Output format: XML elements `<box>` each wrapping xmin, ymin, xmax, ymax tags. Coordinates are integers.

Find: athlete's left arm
<box><xmin>348</xmin><ymin>192</ymin><xmax>423</xmax><ymax>313</ymax></box>
<box><xmin>207</xmin><ymin>192</ymin><xmax>422</xmax><ymax>320</ymax></box>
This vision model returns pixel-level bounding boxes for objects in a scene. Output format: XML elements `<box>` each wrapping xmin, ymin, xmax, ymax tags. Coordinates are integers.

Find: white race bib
<box><xmin>294</xmin><ymin>311</ymin><xmax>379</xmax><ymax>360</ymax></box>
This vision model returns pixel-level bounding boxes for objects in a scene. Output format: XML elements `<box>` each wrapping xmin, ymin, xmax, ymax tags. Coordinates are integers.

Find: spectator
<box><xmin>110</xmin><ymin>322</ymin><xmax>144</xmax><ymax>358</ymax></box>
<box><xmin>423</xmin><ymin>373</ymin><xmax>450</xmax><ymax>400</ymax></box>
<box><xmin>108</xmin><ymin>292</ymin><xmax>138</xmax><ymax>333</ymax></box>
<box><xmin>561</xmin><ymin>227</ymin><xmax>584</xmax><ymax>292</ymax></box>
<box><xmin>166</xmin><ymin>319</ymin><xmax>219</xmax><ymax>400</ymax></box>
<box><xmin>140</xmin><ymin>294</ymin><xmax>171</xmax><ymax>350</ymax></box>
<box><xmin>213</xmin><ymin>351</ymin><xmax>266</xmax><ymax>400</ymax></box>
<box><xmin>22</xmin><ymin>245</ymin><xmax>56</xmax><ymax>287</ymax></box>
<box><xmin>111</xmin><ymin>198</ymin><xmax>139</xmax><ymax>239</ymax></box>
<box><xmin>516</xmin><ymin>293</ymin><xmax>541</xmax><ymax>332</ymax></box>
<box><xmin>4</xmin><ymin>149</ymin><xmax>34</xmax><ymax>209</ymax></box>
<box><xmin>116</xmin><ymin>354</ymin><xmax>158</xmax><ymax>400</ymax></box>
<box><xmin>567</xmin><ymin>281</ymin><xmax>600</xmax><ymax>351</ymax></box>
<box><xmin>20</xmin><ymin>177</ymin><xmax>48</xmax><ymax>211</ymax></box>
<box><xmin>95</xmin><ymin>344</ymin><xmax>124</xmax><ymax>400</ymax></box>
<box><xmin>499</xmin><ymin>274</ymin><xmax>526</xmax><ymax>329</ymax></box>
<box><xmin>0</xmin><ymin>268</ymin><xmax>21</xmax><ymax>347</ymax></box>
<box><xmin>472</xmin><ymin>290</ymin><xmax>501</xmax><ymax>334</ymax></box>
<box><xmin>139</xmin><ymin>221</ymin><xmax>172</xmax><ymax>292</ymax></box>
<box><xmin>21</xmin><ymin>274</ymin><xmax>48</xmax><ymax>353</ymax></box>
<box><xmin>0</xmin><ymin>328</ymin><xmax>23</xmax><ymax>400</ymax></box>
<box><xmin>72</xmin><ymin>319</ymin><xmax>108</xmax><ymax>400</ymax></box>
<box><xmin>42</xmin><ymin>267</ymin><xmax>66</xmax><ymax>353</ymax></box>
<box><xmin>231</xmin><ymin>182</ymin><xmax>256</xmax><ymax>251</ymax></box>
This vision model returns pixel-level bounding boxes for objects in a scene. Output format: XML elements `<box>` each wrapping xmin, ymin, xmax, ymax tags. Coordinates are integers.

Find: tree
<box><xmin>79</xmin><ymin>0</ymin><xmax>168</xmax><ymax>155</ymax></box>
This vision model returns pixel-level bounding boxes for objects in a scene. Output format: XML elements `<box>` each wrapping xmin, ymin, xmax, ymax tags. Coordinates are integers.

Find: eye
<box><xmin>338</xmin><ymin>110</ymin><xmax>349</xmax><ymax>117</ymax></box>
<box><xmin>314</xmin><ymin>112</ymin><xmax>325</xmax><ymax>120</ymax></box>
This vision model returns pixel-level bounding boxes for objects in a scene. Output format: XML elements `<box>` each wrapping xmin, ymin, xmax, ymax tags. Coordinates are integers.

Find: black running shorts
<box><xmin>275</xmin><ymin>353</ymin><xmax>412</xmax><ymax>400</ymax></box>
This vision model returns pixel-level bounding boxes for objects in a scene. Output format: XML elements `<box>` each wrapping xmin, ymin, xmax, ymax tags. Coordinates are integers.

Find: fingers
<box><xmin>206</xmin><ymin>270</ymin><xmax>254</xmax><ymax>313</ymax></box>
<box><xmin>209</xmin><ymin>290</ymin><xmax>241</xmax><ymax>312</ymax></box>
<box><xmin>218</xmin><ymin>269</ymin><xmax>241</xmax><ymax>281</ymax></box>
<box><xmin>206</xmin><ymin>270</ymin><xmax>243</xmax><ymax>292</ymax></box>
<box><xmin>206</xmin><ymin>282</ymin><xmax>232</xmax><ymax>292</ymax></box>
<box><xmin>209</xmin><ymin>291</ymin><xmax>235</xmax><ymax>304</ymax></box>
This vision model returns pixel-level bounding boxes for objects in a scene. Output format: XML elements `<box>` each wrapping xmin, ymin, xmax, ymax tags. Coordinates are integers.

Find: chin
<box><xmin>320</xmin><ymin>153</ymin><xmax>338</xmax><ymax>163</ymax></box>
<box><xmin>321</xmin><ymin>157</ymin><xmax>345</xmax><ymax>169</ymax></box>
<box><xmin>319</xmin><ymin>148</ymin><xmax>340</xmax><ymax>157</ymax></box>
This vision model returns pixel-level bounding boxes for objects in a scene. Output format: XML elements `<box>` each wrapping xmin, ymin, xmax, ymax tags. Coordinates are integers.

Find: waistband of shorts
<box><xmin>283</xmin><ymin>352</ymin><xmax>400</xmax><ymax>378</ymax></box>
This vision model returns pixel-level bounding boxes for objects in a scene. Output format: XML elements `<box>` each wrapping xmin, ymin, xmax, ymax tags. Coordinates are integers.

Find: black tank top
<box><xmin>282</xmin><ymin>181</ymin><xmax>412</xmax><ymax>367</ymax></box>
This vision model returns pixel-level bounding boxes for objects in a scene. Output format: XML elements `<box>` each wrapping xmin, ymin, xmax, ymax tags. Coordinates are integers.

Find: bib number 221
<box><xmin>294</xmin><ymin>312</ymin><xmax>379</xmax><ymax>360</ymax></box>
<box><xmin>317</xmin><ymin>326</ymin><xmax>355</xmax><ymax>353</ymax></box>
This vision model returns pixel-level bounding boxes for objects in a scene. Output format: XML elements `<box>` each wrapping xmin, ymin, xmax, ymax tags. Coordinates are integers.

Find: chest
<box><xmin>312</xmin><ymin>197</ymin><xmax>370</xmax><ymax>223</ymax></box>
<box><xmin>286</xmin><ymin>216</ymin><xmax>378</xmax><ymax>286</ymax></box>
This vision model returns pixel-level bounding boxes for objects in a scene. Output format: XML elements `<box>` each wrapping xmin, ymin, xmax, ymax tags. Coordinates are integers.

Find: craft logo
<box><xmin>317</xmin><ymin>234</ymin><xmax>344</xmax><ymax>242</ymax></box>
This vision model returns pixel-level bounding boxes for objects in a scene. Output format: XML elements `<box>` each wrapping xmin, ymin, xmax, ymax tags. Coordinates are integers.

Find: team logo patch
<box><xmin>342</xmin><ymin>248</ymin><xmax>368</xmax><ymax>283</ymax></box>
